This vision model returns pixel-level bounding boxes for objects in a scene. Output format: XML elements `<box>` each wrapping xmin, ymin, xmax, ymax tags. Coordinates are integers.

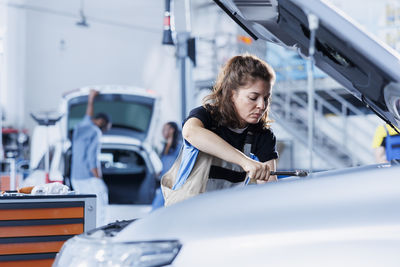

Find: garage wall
<box><xmin>2</xmin><ymin>3</ymin><xmax>26</xmax><ymax>130</ymax></box>
<box><xmin>4</xmin><ymin>0</ymin><xmax>183</xmax><ymax>137</ymax></box>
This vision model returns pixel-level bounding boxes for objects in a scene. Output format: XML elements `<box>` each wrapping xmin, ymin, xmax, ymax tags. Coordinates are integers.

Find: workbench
<box><xmin>0</xmin><ymin>194</ymin><xmax>96</xmax><ymax>267</ymax></box>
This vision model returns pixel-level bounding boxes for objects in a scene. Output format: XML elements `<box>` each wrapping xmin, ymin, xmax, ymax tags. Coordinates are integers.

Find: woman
<box><xmin>152</xmin><ymin>121</ymin><xmax>182</xmax><ymax>210</ymax></box>
<box><xmin>182</xmin><ymin>54</ymin><xmax>278</xmax><ymax>190</ymax></box>
<box><xmin>160</xmin><ymin>122</ymin><xmax>182</xmax><ymax>177</ymax></box>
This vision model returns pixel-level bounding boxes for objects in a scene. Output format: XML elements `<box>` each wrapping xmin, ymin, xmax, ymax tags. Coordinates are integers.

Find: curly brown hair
<box><xmin>203</xmin><ymin>53</ymin><xmax>276</xmax><ymax>128</ymax></box>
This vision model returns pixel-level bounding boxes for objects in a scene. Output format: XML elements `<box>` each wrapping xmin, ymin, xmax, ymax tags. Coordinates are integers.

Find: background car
<box><xmin>53</xmin><ymin>0</ymin><xmax>400</xmax><ymax>266</ymax></box>
<box><xmin>25</xmin><ymin>85</ymin><xmax>163</xmax><ymax>223</ymax></box>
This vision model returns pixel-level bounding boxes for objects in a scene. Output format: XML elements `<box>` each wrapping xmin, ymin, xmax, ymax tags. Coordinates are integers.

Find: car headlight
<box><xmin>53</xmin><ymin>234</ymin><xmax>181</xmax><ymax>267</ymax></box>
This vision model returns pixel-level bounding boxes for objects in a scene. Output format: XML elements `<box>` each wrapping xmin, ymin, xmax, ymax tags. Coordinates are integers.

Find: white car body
<box><xmin>115</xmin><ymin>165</ymin><xmax>400</xmax><ymax>266</ymax></box>
<box><xmin>27</xmin><ymin>85</ymin><xmax>162</xmax><ymax>223</ymax></box>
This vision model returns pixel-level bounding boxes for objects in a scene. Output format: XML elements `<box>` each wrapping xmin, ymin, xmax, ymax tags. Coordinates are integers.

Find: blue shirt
<box><xmin>151</xmin><ymin>141</ymin><xmax>181</xmax><ymax>210</ymax></box>
<box><xmin>71</xmin><ymin>115</ymin><xmax>101</xmax><ymax>180</ymax></box>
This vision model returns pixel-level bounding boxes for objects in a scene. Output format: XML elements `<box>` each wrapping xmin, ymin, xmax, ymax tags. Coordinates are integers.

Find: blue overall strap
<box><xmin>172</xmin><ymin>140</ymin><xmax>199</xmax><ymax>190</ymax></box>
<box><xmin>243</xmin><ymin>131</ymin><xmax>260</xmax><ymax>185</ymax></box>
<box><xmin>384</xmin><ymin>124</ymin><xmax>400</xmax><ymax>161</ymax></box>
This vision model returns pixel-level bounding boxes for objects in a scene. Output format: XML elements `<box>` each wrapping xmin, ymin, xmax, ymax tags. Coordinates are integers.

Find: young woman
<box><xmin>160</xmin><ymin>122</ymin><xmax>182</xmax><ymax>177</ymax></box>
<box><xmin>152</xmin><ymin>121</ymin><xmax>182</xmax><ymax>210</ymax></box>
<box><xmin>182</xmin><ymin>54</ymin><xmax>278</xmax><ymax>191</ymax></box>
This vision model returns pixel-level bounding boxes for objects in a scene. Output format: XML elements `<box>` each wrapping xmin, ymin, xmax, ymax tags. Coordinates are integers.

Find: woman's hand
<box><xmin>242</xmin><ymin>158</ymin><xmax>270</xmax><ymax>182</ymax></box>
<box><xmin>241</xmin><ymin>158</ymin><xmax>277</xmax><ymax>183</ymax></box>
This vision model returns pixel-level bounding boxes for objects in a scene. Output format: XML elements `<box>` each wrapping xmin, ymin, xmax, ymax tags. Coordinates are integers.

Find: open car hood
<box><xmin>214</xmin><ymin>0</ymin><xmax>400</xmax><ymax>129</ymax></box>
<box><xmin>62</xmin><ymin>85</ymin><xmax>160</xmax><ymax>142</ymax></box>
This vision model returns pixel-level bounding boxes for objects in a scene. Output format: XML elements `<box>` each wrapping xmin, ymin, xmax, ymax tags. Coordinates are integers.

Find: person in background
<box><xmin>70</xmin><ymin>89</ymin><xmax>112</xmax><ymax>226</ymax></box>
<box><xmin>182</xmin><ymin>53</ymin><xmax>278</xmax><ymax>192</ymax></box>
<box><xmin>151</xmin><ymin>121</ymin><xmax>182</xmax><ymax>210</ymax></box>
<box><xmin>372</xmin><ymin>123</ymin><xmax>400</xmax><ymax>163</ymax></box>
<box><xmin>160</xmin><ymin>122</ymin><xmax>182</xmax><ymax>176</ymax></box>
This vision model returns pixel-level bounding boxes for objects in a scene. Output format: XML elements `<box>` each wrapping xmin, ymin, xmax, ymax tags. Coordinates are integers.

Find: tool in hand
<box><xmin>244</xmin><ymin>170</ymin><xmax>308</xmax><ymax>185</ymax></box>
<box><xmin>270</xmin><ymin>170</ymin><xmax>308</xmax><ymax>177</ymax></box>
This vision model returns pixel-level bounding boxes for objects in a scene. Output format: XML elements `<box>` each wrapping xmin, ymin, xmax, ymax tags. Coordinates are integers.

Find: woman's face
<box><xmin>162</xmin><ymin>124</ymin><xmax>172</xmax><ymax>139</ymax></box>
<box><xmin>231</xmin><ymin>79</ymin><xmax>271</xmax><ymax>127</ymax></box>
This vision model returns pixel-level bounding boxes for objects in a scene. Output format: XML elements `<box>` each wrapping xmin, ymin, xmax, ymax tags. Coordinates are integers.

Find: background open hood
<box><xmin>214</xmin><ymin>0</ymin><xmax>400</xmax><ymax>129</ymax></box>
<box><xmin>63</xmin><ymin>85</ymin><xmax>159</xmax><ymax>142</ymax></box>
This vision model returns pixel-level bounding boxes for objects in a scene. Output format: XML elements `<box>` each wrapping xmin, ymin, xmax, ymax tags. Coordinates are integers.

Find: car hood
<box><xmin>60</xmin><ymin>85</ymin><xmax>160</xmax><ymax>142</ymax></box>
<box><xmin>112</xmin><ymin>164</ymin><xmax>400</xmax><ymax>243</ymax></box>
<box><xmin>214</xmin><ymin>0</ymin><xmax>400</xmax><ymax>128</ymax></box>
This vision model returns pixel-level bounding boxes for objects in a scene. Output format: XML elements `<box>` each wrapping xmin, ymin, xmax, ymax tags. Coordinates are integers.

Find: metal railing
<box><xmin>271</xmin><ymin>81</ymin><xmax>376</xmax><ymax>168</ymax></box>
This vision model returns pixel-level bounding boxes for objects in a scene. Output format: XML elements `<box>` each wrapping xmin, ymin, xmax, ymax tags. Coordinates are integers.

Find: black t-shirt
<box><xmin>185</xmin><ymin>106</ymin><xmax>278</xmax><ymax>162</ymax></box>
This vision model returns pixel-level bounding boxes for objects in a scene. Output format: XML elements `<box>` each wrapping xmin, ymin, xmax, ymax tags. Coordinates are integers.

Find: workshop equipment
<box><xmin>0</xmin><ymin>159</ymin><xmax>22</xmax><ymax>191</ymax></box>
<box><xmin>0</xmin><ymin>193</ymin><xmax>96</xmax><ymax>267</ymax></box>
<box><xmin>271</xmin><ymin>170</ymin><xmax>309</xmax><ymax>177</ymax></box>
<box><xmin>30</xmin><ymin>112</ymin><xmax>63</xmax><ymax>183</ymax></box>
<box><xmin>244</xmin><ymin>170</ymin><xmax>308</xmax><ymax>185</ymax></box>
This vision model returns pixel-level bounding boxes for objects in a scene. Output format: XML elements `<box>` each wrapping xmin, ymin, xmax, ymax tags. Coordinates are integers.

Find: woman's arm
<box><xmin>183</xmin><ymin>117</ymin><xmax>272</xmax><ymax>181</ymax></box>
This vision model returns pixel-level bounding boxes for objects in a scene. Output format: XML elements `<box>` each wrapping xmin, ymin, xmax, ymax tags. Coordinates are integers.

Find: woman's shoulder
<box><xmin>189</xmin><ymin>105</ymin><xmax>209</xmax><ymax>115</ymax></box>
<box><xmin>186</xmin><ymin>105</ymin><xmax>214</xmax><ymax>128</ymax></box>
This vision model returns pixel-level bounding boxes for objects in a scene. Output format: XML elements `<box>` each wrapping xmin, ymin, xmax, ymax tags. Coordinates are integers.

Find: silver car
<box><xmin>53</xmin><ymin>1</ymin><xmax>400</xmax><ymax>266</ymax></box>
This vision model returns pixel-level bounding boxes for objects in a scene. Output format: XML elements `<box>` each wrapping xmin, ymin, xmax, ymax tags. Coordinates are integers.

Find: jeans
<box><xmin>71</xmin><ymin>177</ymin><xmax>109</xmax><ymax>227</ymax></box>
